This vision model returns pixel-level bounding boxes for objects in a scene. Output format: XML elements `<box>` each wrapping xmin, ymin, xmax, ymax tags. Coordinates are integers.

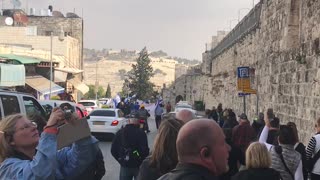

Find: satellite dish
<box><xmin>5</xmin><ymin>17</ymin><xmax>13</xmax><ymax>26</ymax></box>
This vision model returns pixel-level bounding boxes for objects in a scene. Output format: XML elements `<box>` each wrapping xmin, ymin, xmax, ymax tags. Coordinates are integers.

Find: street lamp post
<box><xmin>49</xmin><ymin>32</ymin><xmax>53</xmax><ymax>99</ymax></box>
<box><xmin>49</xmin><ymin>28</ymin><xmax>65</xmax><ymax>99</ymax></box>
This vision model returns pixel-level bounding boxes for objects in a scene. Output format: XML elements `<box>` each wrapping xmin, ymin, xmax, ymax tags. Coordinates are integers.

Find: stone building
<box><xmin>202</xmin><ymin>31</ymin><xmax>228</xmax><ymax>74</ymax></box>
<box><xmin>0</xmin><ymin>9</ymin><xmax>87</xmax><ymax>100</ymax></box>
<box><xmin>27</xmin><ymin>13</ymin><xmax>84</xmax><ymax>72</ymax></box>
<box><xmin>165</xmin><ymin>0</ymin><xmax>320</xmax><ymax>144</ymax></box>
<box><xmin>175</xmin><ymin>63</ymin><xmax>188</xmax><ymax>80</ymax></box>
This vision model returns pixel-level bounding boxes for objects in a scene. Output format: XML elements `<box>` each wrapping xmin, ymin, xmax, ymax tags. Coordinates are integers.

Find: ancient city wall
<box><xmin>176</xmin><ymin>0</ymin><xmax>320</xmax><ymax>143</ymax></box>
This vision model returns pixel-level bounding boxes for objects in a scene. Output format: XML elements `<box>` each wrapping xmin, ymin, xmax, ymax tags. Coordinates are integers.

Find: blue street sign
<box><xmin>238</xmin><ymin>92</ymin><xmax>250</xmax><ymax>97</ymax></box>
<box><xmin>237</xmin><ymin>67</ymin><xmax>250</xmax><ymax>78</ymax></box>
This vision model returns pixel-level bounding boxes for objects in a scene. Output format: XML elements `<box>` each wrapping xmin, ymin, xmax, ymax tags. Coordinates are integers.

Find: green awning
<box><xmin>0</xmin><ymin>54</ymin><xmax>45</xmax><ymax>64</ymax></box>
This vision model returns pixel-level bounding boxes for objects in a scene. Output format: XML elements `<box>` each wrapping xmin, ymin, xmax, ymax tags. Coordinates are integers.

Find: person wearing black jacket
<box><xmin>137</xmin><ymin>118</ymin><xmax>184</xmax><ymax>180</ymax></box>
<box><xmin>287</xmin><ymin>122</ymin><xmax>308</xmax><ymax>180</ymax></box>
<box><xmin>232</xmin><ymin>142</ymin><xmax>281</xmax><ymax>180</ymax></box>
<box><xmin>76</xmin><ymin>148</ymin><xmax>106</xmax><ymax>180</ymax></box>
<box><xmin>111</xmin><ymin>114</ymin><xmax>149</xmax><ymax>180</ymax></box>
<box><xmin>158</xmin><ymin>119</ymin><xmax>230</xmax><ymax>180</ymax></box>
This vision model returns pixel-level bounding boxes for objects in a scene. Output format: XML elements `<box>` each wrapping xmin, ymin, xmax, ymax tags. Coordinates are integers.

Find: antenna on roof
<box><xmin>11</xmin><ymin>0</ymin><xmax>21</xmax><ymax>9</ymax></box>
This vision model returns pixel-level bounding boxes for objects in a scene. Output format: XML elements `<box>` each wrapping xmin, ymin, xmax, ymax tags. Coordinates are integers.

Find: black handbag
<box><xmin>306</xmin><ymin>149</ymin><xmax>320</xmax><ymax>172</ymax></box>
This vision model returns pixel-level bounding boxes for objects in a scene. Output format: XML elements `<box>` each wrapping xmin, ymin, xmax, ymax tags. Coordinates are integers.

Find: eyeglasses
<box><xmin>15</xmin><ymin>122</ymin><xmax>37</xmax><ymax>132</ymax></box>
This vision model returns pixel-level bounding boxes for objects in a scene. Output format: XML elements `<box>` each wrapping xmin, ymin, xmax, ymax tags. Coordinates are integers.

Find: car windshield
<box><xmin>90</xmin><ymin>110</ymin><xmax>115</xmax><ymax>117</ymax></box>
<box><xmin>79</xmin><ymin>102</ymin><xmax>95</xmax><ymax>106</ymax></box>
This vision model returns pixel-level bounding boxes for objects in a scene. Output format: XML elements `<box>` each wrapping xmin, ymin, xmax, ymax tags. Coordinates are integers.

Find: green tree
<box><xmin>83</xmin><ymin>85</ymin><xmax>105</xmax><ymax>99</ymax></box>
<box><xmin>127</xmin><ymin>47</ymin><xmax>154</xmax><ymax>100</ymax></box>
<box><xmin>83</xmin><ymin>85</ymin><xmax>96</xmax><ymax>99</ymax></box>
<box><xmin>120</xmin><ymin>78</ymin><xmax>130</xmax><ymax>98</ymax></box>
<box><xmin>105</xmin><ymin>84</ymin><xmax>112</xmax><ymax>98</ymax></box>
<box><xmin>97</xmin><ymin>86</ymin><xmax>105</xmax><ymax>99</ymax></box>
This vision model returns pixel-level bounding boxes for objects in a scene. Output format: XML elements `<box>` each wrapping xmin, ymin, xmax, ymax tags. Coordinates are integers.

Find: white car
<box><xmin>174</xmin><ymin>104</ymin><xmax>196</xmax><ymax>114</ymax></box>
<box><xmin>38</xmin><ymin>100</ymin><xmax>86</xmax><ymax>119</ymax></box>
<box><xmin>87</xmin><ymin>108</ymin><xmax>128</xmax><ymax>136</ymax></box>
<box><xmin>78</xmin><ymin>100</ymin><xmax>101</xmax><ymax>113</ymax></box>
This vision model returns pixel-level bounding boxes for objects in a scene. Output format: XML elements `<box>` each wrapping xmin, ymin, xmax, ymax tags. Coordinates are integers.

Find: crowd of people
<box><xmin>1</xmin><ymin>100</ymin><xmax>320</xmax><ymax>180</ymax></box>
<box><xmin>111</xmin><ymin>102</ymin><xmax>320</xmax><ymax>180</ymax></box>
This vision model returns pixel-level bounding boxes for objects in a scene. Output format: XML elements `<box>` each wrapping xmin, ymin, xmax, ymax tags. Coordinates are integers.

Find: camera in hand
<box><xmin>267</xmin><ymin>108</ymin><xmax>275</xmax><ymax>119</ymax></box>
<box><xmin>59</xmin><ymin>103</ymin><xmax>74</xmax><ymax>121</ymax></box>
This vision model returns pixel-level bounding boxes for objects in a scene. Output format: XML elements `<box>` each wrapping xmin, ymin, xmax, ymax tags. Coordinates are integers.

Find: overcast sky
<box><xmin>10</xmin><ymin>0</ymin><xmax>257</xmax><ymax>60</ymax></box>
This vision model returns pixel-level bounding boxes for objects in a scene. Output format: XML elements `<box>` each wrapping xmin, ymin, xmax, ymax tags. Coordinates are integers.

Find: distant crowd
<box><xmin>1</xmin><ymin>100</ymin><xmax>320</xmax><ymax>180</ymax></box>
<box><xmin>112</xmin><ymin>102</ymin><xmax>320</xmax><ymax>180</ymax></box>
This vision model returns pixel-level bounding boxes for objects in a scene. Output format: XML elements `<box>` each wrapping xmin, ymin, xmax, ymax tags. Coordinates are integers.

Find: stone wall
<box><xmin>169</xmin><ymin>0</ymin><xmax>320</xmax><ymax>143</ymax></box>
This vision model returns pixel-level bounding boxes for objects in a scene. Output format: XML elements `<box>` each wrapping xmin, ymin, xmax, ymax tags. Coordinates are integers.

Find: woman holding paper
<box><xmin>0</xmin><ymin>108</ymin><xmax>99</xmax><ymax>180</ymax></box>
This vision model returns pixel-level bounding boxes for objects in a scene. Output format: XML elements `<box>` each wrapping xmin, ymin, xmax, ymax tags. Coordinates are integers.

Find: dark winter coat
<box><xmin>137</xmin><ymin>156</ymin><xmax>162</xmax><ymax>180</ymax></box>
<box><xmin>111</xmin><ymin>124</ymin><xmax>149</xmax><ymax>168</ymax></box>
<box><xmin>157</xmin><ymin>163</ymin><xmax>219</xmax><ymax>180</ymax></box>
<box><xmin>75</xmin><ymin>148</ymin><xmax>106</xmax><ymax>180</ymax></box>
<box><xmin>232</xmin><ymin>168</ymin><xmax>281</xmax><ymax>180</ymax></box>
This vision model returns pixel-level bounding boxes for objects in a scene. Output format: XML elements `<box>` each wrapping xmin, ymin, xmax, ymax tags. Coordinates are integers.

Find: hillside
<box><xmin>83</xmin><ymin>49</ymin><xmax>192</xmax><ymax>96</ymax></box>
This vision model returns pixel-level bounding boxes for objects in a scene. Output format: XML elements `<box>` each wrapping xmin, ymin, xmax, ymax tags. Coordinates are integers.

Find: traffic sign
<box><xmin>242</xmin><ymin>88</ymin><xmax>257</xmax><ymax>94</ymax></box>
<box><xmin>237</xmin><ymin>67</ymin><xmax>250</xmax><ymax>78</ymax></box>
<box><xmin>238</xmin><ymin>92</ymin><xmax>250</xmax><ymax>97</ymax></box>
<box><xmin>237</xmin><ymin>78</ymin><xmax>251</xmax><ymax>90</ymax></box>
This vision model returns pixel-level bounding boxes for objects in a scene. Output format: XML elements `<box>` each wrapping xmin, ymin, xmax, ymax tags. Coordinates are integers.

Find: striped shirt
<box><xmin>306</xmin><ymin>134</ymin><xmax>320</xmax><ymax>175</ymax></box>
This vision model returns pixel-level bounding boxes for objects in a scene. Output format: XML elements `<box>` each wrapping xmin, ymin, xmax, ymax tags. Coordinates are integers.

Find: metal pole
<box><xmin>95</xmin><ymin>61</ymin><xmax>98</xmax><ymax>100</ymax></box>
<box><xmin>49</xmin><ymin>32</ymin><xmax>53</xmax><ymax>99</ymax></box>
<box><xmin>256</xmin><ymin>75</ymin><xmax>259</xmax><ymax>116</ymax></box>
<box><xmin>243</xmin><ymin>95</ymin><xmax>246</xmax><ymax>114</ymax></box>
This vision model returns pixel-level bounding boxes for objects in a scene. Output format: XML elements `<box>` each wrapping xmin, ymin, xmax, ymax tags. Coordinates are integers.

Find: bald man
<box><xmin>176</xmin><ymin>109</ymin><xmax>195</xmax><ymax>123</ymax></box>
<box><xmin>158</xmin><ymin>119</ymin><xmax>230</xmax><ymax>180</ymax></box>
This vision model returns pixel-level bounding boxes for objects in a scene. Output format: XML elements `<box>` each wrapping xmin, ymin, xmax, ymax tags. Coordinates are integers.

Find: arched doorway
<box><xmin>175</xmin><ymin>95</ymin><xmax>183</xmax><ymax>103</ymax></box>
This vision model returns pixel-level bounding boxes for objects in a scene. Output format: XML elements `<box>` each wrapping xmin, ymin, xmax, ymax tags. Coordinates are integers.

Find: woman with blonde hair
<box><xmin>232</xmin><ymin>142</ymin><xmax>281</xmax><ymax>180</ymax></box>
<box><xmin>0</xmin><ymin>109</ymin><xmax>99</xmax><ymax>179</ymax></box>
<box><xmin>137</xmin><ymin>117</ymin><xmax>184</xmax><ymax>180</ymax></box>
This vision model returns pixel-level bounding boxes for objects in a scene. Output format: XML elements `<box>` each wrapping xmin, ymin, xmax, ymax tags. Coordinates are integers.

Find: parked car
<box><xmin>78</xmin><ymin>100</ymin><xmax>101</xmax><ymax>113</ymax></box>
<box><xmin>87</xmin><ymin>108</ymin><xmax>128</xmax><ymax>137</ymax></box>
<box><xmin>98</xmin><ymin>98</ymin><xmax>109</xmax><ymax>105</ymax></box>
<box><xmin>0</xmin><ymin>90</ymin><xmax>47</xmax><ymax>121</ymax></box>
<box><xmin>175</xmin><ymin>103</ymin><xmax>196</xmax><ymax>114</ymax></box>
<box><xmin>39</xmin><ymin>100</ymin><xmax>85</xmax><ymax>119</ymax></box>
<box><xmin>76</xmin><ymin>103</ymin><xmax>88</xmax><ymax>116</ymax></box>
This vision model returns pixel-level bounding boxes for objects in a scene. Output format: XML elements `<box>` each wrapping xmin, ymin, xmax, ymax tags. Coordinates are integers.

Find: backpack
<box><xmin>118</xmin><ymin>129</ymin><xmax>143</xmax><ymax>167</ymax></box>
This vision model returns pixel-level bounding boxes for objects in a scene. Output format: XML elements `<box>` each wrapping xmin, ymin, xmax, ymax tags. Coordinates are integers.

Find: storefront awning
<box><xmin>0</xmin><ymin>54</ymin><xmax>45</xmax><ymax>64</ymax></box>
<box><xmin>26</xmin><ymin>76</ymin><xmax>65</xmax><ymax>95</ymax></box>
<box><xmin>67</xmin><ymin>78</ymin><xmax>89</xmax><ymax>94</ymax></box>
<box><xmin>55</xmin><ymin>67</ymin><xmax>84</xmax><ymax>74</ymax></box>
<box><xmin>54</xmin><ymin>71</ymin><xmax>68</xmax><ymax>82</ymax></box>
<box><xmin>0</xmin><ymin>63</ymin><xmax>25</xmax><ymax>86</ymax></box>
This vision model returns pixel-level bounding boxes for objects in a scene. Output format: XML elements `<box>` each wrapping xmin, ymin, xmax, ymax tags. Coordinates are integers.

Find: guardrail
<box><xmin>210</xmin><ymin>2</ymin><xmax>262</xmax><ymax>59</ymax></box>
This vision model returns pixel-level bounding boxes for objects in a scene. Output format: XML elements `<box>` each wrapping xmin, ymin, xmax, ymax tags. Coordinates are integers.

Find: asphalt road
<box><xmin>99</xmin><ymin>116</ymin><xmax>157</xmax><ymax>180</ymax></box>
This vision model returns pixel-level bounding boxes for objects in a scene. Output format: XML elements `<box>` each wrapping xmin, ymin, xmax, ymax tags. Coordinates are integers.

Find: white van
<box><xmin>0</xmin><ymin>90</ymin><xmax>47</xmax><ymax>120</ymax></box>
